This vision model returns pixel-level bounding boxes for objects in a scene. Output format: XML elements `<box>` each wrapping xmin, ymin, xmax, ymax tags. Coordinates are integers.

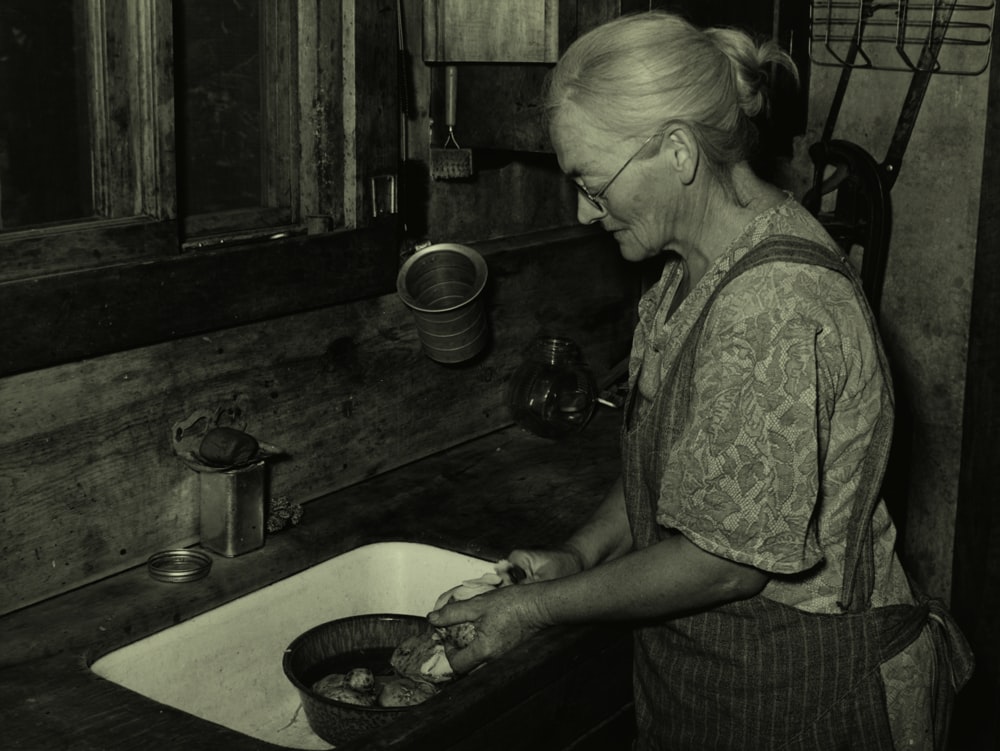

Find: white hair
<box><xmin>545</xmin><ymin>11</ymin><xmax>798</xmax><ymax>172</ymax></box>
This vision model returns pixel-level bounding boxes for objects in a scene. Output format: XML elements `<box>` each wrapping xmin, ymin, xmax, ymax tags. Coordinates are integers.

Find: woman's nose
<box><xmin>576</xmin><ymin>196</ymin><xmax>605</xmax><ymax>225</ymax></box>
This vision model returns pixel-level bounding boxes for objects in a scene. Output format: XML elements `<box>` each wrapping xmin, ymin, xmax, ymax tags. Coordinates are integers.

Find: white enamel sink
<box><xmin>91</xmin><ymin>542</ymin><xmax>496</xmax><ymax>749</ymax></box>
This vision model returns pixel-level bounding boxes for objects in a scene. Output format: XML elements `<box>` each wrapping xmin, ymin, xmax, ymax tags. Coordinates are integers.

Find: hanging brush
<box><xmin>430</xmin><ymin>65</ymin><xmax>474</xmax><ymax>180</ymax></box>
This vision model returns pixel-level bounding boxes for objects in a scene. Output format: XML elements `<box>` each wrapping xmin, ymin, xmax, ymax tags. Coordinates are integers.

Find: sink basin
<box><xmin>91</xmin><ymin>542</ymin><xmax>496</xmax><ymax>749</ymax></box>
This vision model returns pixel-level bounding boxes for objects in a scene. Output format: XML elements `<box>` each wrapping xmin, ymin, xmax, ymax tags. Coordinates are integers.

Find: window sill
<box><xmin>0</xmin><ymin>222</ymin><xmax>399</xmax><ymax>378</ymax></box>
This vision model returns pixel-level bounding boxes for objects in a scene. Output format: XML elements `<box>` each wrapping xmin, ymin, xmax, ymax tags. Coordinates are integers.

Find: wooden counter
<box><xmin>0</xmin><ymin>410</ymin><xmax>633</xmax><ymax>750</ymax></box>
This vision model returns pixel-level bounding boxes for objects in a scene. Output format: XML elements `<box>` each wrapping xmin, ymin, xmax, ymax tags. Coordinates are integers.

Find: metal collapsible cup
<box><xmin>396</xmin><ymin>243</ymin><xmax>489</xmax><ymax>364</ymax></box>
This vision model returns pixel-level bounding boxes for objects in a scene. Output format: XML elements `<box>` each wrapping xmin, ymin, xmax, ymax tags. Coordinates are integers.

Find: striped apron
<box><xmin>622</xmin><ymin>237</ymin><xmax>973</xmax><ymax>750</ymax></box>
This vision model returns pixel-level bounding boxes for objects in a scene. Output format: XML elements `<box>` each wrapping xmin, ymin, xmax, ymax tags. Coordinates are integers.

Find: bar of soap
<box><xmin>199</xmin><ymin>427</ymin><xmax>259</xmax><ymax>467</ymax></box>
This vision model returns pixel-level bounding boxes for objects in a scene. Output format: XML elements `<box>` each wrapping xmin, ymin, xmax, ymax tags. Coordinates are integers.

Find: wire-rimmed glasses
<box><xmin>573</xmin><ymin>129</ymin><xmax>665</xmax><ymax>212</ymax></box>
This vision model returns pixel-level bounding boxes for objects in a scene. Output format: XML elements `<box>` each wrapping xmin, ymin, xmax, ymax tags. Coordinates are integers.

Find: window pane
<box><xmin>175</xmin><ymin>0</ymin><xmax>263</xmax><ymax>216</ymax></box>
<box><xmin>0</xmin><ymin>0</ymin><xmax>93</xmax><ymax>230</ymax></box>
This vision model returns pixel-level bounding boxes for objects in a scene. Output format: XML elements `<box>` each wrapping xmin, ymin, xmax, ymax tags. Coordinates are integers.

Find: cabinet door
<box><xmin>423</xmin><ymin>0</ymin><xmax>560</xmax><ymax>62</ymax></box>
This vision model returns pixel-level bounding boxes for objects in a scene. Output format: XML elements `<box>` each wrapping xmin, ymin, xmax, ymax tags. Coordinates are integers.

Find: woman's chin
<box><xmin>614</xmin><ymin>233</ymin><xmax>657</xmax><ymax>263</ymax></box>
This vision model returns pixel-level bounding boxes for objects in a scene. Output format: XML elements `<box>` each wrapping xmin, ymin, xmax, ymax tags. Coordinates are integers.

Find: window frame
<box><xmin>0</xmin><ymin>0</ymin><xmax>400</xmax><ymax>377</ymax></box>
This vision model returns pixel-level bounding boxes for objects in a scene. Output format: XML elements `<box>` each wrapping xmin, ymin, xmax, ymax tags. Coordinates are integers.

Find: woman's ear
<box><xmin>662</xmin><ymin>126</ymin><xmax>699</xmax><ymax>185</ymax></box>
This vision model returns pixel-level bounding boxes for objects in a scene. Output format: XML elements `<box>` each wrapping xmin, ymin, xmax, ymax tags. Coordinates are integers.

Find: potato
<box><xmin>378</xmin><ymin>678</ymin><xmax>438</xmax><ymax>707</ymax></box>
<box><xmin>390</xmin><ymin>629</ymin><xmax>454</xmax><ymax>684</ymax></box>
<box><xmin>345</xmin><ymin>667</ymin><xmax>375</xmax><ymax>693</ymax></box>
<box><xmin>315</xmin><ymin>683</ymin><xmax>376</xmax><ymax>707</ymax></box>
<box><xmin>312</xmin><ymin>673</ymin><xmax>345</xmax><ymax>695</ymax></box>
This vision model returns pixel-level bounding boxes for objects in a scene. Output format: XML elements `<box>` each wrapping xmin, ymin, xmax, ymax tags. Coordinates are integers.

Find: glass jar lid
<box><xmin>147</xmin><ymin>549</ymin><xmax>212</xmax><ymax>583</ymax></box>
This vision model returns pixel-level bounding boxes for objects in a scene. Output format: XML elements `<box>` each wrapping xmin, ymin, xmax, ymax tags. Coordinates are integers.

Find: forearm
<box><xmin>427</xmin><ymin>520</ymin><xmax>770</xmax><ymax>674</ymax></box>
<box><xmin>532</xmin><ymin>532</ymin><xmax>769</xmax><ymax>625</ymax></box>
<box><xmin>560</xmin><ymin>476</ymin><xmax>632</xmax><ymax>570</ymax></box>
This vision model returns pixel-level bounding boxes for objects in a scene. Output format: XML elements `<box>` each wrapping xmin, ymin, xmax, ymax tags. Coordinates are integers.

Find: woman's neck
<box><xmin>678</xmin><ymin>163</ymin><xmax>784</xmax><ymax>287</ymax></box>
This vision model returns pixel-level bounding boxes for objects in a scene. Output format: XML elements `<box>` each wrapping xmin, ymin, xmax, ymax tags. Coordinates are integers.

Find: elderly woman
<box><xmin>429</xmin><ymin>11</ymin><xmax>971</xmax><ymax>750</ymax></box>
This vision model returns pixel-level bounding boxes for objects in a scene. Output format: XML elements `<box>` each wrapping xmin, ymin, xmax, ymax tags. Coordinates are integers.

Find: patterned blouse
<box><xmin>628</xmin><ymin>195</ymin><xmax>914</xmax><ymax>614</ymax></box>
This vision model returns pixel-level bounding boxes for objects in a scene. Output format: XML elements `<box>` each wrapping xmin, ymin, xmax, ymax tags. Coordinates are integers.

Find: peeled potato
<box><xmin>390</xmin><ymin>629</ymin><xmax>454</xmax><ymax>684</ymax></box>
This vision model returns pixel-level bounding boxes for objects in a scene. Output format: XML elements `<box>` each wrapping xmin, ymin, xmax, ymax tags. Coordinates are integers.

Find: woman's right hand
<box><xmin>508</xmin><ymin>545</ymin><xmax>585</xmax><ymax>583</ymax></box>
<box><xmin>428</xmin><ymin>583</ymin><xmax>549</xmax><ymax>674</ymax></box>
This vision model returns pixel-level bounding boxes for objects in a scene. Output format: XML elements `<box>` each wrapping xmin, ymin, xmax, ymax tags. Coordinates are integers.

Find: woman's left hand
<box><xmin>427</xmin><ymin>584</ymin><xmax>550</xmax><ymax>674</ymax></box>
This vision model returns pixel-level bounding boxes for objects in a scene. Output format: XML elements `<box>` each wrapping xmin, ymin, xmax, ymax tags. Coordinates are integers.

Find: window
<box><xmin>0</xmin><ymin>0</ymin><xmax>92</xmax><ymax>229</ymax></box>
<box><xmin>174</xmin><ymin>0</ymin><xmax>300</xmax><ymax>240</ymax></box>
<box><xmin>0</xmin><ymin>0</ymin><xmax>396</xmax><ymax>282</ymax></box>
<box><xmin>0</xmin><ymin>0</ymin><xmax>176</xmax><ymax>281</ymax></box>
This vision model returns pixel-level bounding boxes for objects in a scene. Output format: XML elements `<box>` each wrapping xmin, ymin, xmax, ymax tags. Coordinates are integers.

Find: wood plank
<box><xmin>0</xmin><ymin>218</ymin><xmax>179</xmax><ymax>283</ymax></box>
<box><xmin>0</xmin><ymin>224</ymin><xmax>398</xmax><ymax>378</ymax></box>
<box><xmin>297</xmin><ymin>0</ymin><xmax>344</xmax><ymax>226</ymax></box>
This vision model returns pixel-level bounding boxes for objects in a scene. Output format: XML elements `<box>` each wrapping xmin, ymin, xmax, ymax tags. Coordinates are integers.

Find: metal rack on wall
<box><xmin>810</xmin><ymin>0</ymin><xmax>996</xmax><ymax>74</ymax></box>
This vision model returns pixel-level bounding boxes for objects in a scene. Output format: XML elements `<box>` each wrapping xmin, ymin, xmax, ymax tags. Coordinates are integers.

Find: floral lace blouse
<box><xmin>628</xmin><ymin>196</ymin><xmax>914</xmax><ymax>614</ymax></box>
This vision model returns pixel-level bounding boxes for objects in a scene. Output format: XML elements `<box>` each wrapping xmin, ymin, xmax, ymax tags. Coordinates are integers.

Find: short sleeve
<box><xmin>654</xmin><ymin>263</ymin><xmax>849</xmax><ymax>575</ymax></box>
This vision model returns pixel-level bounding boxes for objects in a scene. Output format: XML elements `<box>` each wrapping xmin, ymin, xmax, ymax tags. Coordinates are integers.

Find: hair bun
<box><xmin>705</xmin><ymin>28</ymin><xmax>796</xmax><ymax>118</ymax></box>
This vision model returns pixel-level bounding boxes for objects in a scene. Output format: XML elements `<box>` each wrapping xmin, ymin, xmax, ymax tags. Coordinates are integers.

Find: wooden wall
<box><xmin>0</xmin><ymin>228</ymin><xmax>638</xmax><ymax>616</ymax></box>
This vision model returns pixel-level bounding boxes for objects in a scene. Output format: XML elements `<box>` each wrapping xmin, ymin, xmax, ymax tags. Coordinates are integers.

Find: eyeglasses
<box><xmin>573</xmin><ymin>130</ymin><xmax>664</xmax><ymax>213</ymax></box>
